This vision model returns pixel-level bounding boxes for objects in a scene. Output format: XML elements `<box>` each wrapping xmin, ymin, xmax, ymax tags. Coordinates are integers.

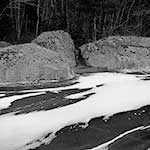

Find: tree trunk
<box><xmin>100</xmin><ymin>0</ymin><xmax>105</xmax><ymax>38</ymax></box>
<box><xmin>126</xmin><ymin>0</ymin><xmax>135</xmax><ymax>27</ymax></box>
<box><xmin>9</xmin><ymin>0</ymin><xmax>13</xmax><ymax>19</ymax></box>
<box><xmin>36</xmin><ymin>0</ymin><xmax>40</xmax><ymax>36</ymax></box>
<box><xmin>119</xmin><ymin>0</ymin><xmax>127</xmax><ymax>25</ymax></box>
<box><xmin>66</xmin><ymin>1</ymin><xmax>69</xmax><ymax>32</ymax></box>
<box><xmin>93</xmin><ymin>15</ymin><xmax>97</xmax><ymax>41</ymax></box>
<box><xmin>17</xmin><ymin>0</ymin><xmax>21</xmax><ymax>42</ymax></box>
<box><xmin>61</xmin><ymin>0</ymin><xmax>64</xmax><ymax>14</ymax></box>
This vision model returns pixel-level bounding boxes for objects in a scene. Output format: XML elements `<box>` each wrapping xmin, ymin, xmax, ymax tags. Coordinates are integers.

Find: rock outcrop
<box><xmin>32</xmin><ymin>30</ymin><xmax>76</xmax><ymax>67</ymax></box>
<box><xmin>0</xmin><ymin>43</ymin><xmax>75</xmax><ymax>84</ymax></box>
<box><xmin>79</xmin><ymin>36</ymin><xmax>150</xmax><ymax>72</ymax></box>
<box><xmin>0</xmin><ymin>41</ymin><xmax>11</xmax><ymax>48</ymax></box>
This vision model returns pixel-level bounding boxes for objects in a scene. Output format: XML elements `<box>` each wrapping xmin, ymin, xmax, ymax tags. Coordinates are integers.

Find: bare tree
<box><xmin>36</xmin><ymin>0</ymin><xmax>40</xmax><ymax>36</ymax></box>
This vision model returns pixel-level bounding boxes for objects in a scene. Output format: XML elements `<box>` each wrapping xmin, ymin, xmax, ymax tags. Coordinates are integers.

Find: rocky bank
<box><xmin>0</xmin><ymin>30</ymin><xmax>76</xmax><ymax>85</ymax></box>
<box><xmin>1</xmin><ymin>31</ymin><xmax>150</xmax><ymax>85</ymax></box>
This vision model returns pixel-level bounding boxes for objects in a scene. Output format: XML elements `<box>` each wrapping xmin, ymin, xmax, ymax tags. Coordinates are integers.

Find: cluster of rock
<box><xmin>0</xmin><ymin>31</ymin><xmax>76</xmax><ymax>84</ymax></box>
<box><xmin>1</xmin><ymin>31</ymin><xmax>150</xmax><ymax>85</ymax></box>
<box><xmin>79</xmin><ymin>36</ymin><xmax>150</xmax><ymax>73</ymax></box>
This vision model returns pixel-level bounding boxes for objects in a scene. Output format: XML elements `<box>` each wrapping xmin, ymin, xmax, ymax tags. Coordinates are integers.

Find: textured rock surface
<box><xmin>32</xmin><ymin>30</ymin><xmax>76</xmax><ymax>67</ymax></box>
<box><xmin>79</xmin><ymin>36</ymin><xmax>150</xmax><ymax>72</ymax></box>
<box><xmin>0</xmin><ymin>43</ymin><xmax>75</xmax><ymax>84</ymax></box>
<box><xmin>0</xmin><ymin>41</ymin><xmax>11</xmax><ymax>48</ymax></box>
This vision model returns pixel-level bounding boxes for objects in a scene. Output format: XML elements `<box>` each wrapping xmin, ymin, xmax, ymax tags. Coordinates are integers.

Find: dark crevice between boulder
<box><xmin>75</xmin><ymin>48</ymin><xmax>87</xmax><ymax>67</ymax></box>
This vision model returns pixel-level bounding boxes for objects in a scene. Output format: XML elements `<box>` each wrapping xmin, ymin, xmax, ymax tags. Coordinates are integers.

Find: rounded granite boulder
<box><xmin>32</xmin><ymin>30</ymin><xmax>76</xmax><ymax>67</ymax></box>
<box><xmin>0</xmin><ymin>43</ymin><xmax>75</xmax><ymax>85</ymax></box>
<box><xmin>79</xmin><ymin>36</ymin><xmax>150</xmax><ymax>73</ymax></box>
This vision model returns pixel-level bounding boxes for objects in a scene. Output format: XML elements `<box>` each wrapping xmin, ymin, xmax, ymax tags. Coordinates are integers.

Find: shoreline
<box><xmin>0</xmin><ymin>65</ymin><xmax>149</xmax><ymax>90</ymax></box>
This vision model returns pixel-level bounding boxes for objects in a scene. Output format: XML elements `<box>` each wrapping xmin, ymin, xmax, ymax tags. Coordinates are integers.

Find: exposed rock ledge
<box><xmin>79</xmin><ymin>36</ymin><xmax>150</xmax><ymax>73</ymax></box>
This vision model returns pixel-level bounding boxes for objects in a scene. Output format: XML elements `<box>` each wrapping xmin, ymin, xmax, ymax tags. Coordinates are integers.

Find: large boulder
<box><xmin>79</xmin><ymin>36</ymin><xmax>150</xmax><ymax>72</ymax></box>
<box><xmin>0</xmin><ymin>43</ymin><xmax>75</xmax><ymax>84</ymax></box>
<box><xmin>0</xmin><ymin>41</ymin><xmax>11</xmax><ymax>48</ymax></box>
<box><xmin>32</xmin><ymin>30</ymin><xmax>76</xmax><ymax>67</ymax></box>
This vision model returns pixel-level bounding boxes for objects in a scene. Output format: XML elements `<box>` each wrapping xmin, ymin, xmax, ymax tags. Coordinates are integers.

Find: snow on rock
<box><xmin>0</xmin><ymin>94</ymin><xmax>5</xmax><ymax>97</ymax></box>
<box><xmin>87</xmin><ymin>125</ymin><xmax>150</xmax><ymax>150</ymax></box>
<box><xmin>0</xmin><ymin>92</ymin><xmax>45</xmax><ymax>110</ymax></box>
<box><xmin>0</xmin><ymin>73</ymin><xmax>150</xmax><ymax>150</ymax></box>
<box><xmin>20</xmin><ymin>72</ymin><xmax>139</xmax><ymax>93</ymax></box>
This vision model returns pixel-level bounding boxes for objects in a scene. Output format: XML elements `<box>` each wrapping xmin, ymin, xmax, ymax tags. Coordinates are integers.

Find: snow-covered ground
<box><xmin>0</xmin><ymin>72</ymin><xmax>150</xmax><ymax>150</ymax></box>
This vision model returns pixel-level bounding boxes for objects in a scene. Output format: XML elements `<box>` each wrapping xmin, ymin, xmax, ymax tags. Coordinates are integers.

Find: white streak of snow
<box><xmin>87</xmin><ymin>125</ymin><xmax>150</xmax><ymax>150</ymax></box>
<box><xmin>65</xmin><ymin>90</ymin><xmax>94</xmax><ymax>99</ymax></box>
<box><xmin>0</xmin><ymin>94</ymin><xmax>5</xmax><ymax>97</ymax></box>
<box><xmin>0</xmin><ymin>92</ymin><xmax>45</xmax><ymax>110</ymax></box>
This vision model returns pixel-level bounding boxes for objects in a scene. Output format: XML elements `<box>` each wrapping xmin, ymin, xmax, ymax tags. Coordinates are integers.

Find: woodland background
<box><xmin>0</xmin><ymin>0</ymin><xmax>150</xmax><ymax>46</ymax></box>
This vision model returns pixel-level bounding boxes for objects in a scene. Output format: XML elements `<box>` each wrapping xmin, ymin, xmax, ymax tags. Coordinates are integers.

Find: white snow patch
<box><xmin>0</xmin><ymin>92</ymin><xmax>45</xmax><ymax>110</ymax></box>
<box><xmin>65</xmin><ymin>90</ymin><xmax>94</xmax><ymax>99</ymax></box>
<box><xmin>0</xmin><ymin>94</ymin><xmax>5</xmax><ymax>97</ymax></box>
<box><xmin>20</xmin><ymin>73</ymin><xmax>138</xmax><ymax>93</ymax></box>
<box><xmin>0</xmin><ymin>73</ymin><xmax>150</xmax><ymax>150</ymax></box>
<box><xmin>18</xmin><ymin>132</ymin><xmax>56</xmax><ymax>150</ymax></box>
